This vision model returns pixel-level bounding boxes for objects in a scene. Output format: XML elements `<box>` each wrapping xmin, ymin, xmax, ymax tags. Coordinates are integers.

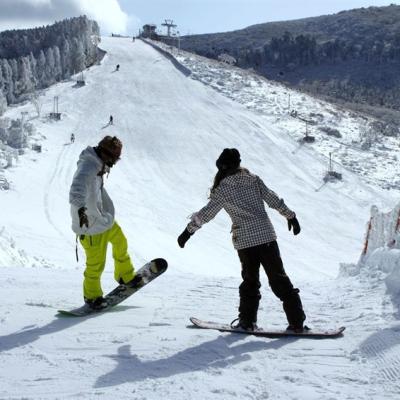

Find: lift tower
<box><xmin>161</xmin><ymin>19</ymin><xmax>177</xmax><ymax>37</ymax></box>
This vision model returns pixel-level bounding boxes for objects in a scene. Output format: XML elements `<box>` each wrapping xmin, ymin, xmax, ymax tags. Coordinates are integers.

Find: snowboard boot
<box><xmin>84</xmin><ymin>296</ymin><xmax>108</xmax><ymax>310</ymax></box>
<box><xmin>120</xmin><ymin>273</ymin><xmax>143</xmax><ymax>288</ymax></box>
<box><xmin>282</xmin><ymin>288</ymin><xmax>306</xmax><ymax>331</ymax></box>
<box><xmin>286</xmin><ymin>324</ymin><xmax>310</xmax><ymax>333</ymax></box>
<box><xmin>230</xmin><ymin>317</ymin><xmax>258</xmax><ymax>331</ymax></box>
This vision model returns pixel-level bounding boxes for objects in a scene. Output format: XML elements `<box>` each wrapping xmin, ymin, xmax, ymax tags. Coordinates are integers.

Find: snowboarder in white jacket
<box><xmin>177</xmin><ymin>148</ymin><xmax>306</xmax><ymax>332</ymax></box>
<box><xmin>69</xmin><ymin>136</ymin><xmax>140</xmax><ymax>310</ymax></box>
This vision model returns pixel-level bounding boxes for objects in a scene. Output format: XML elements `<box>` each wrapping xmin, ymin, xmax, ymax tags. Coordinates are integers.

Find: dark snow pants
<box><xmin>237</xmin><ymin>241</ymin><xmax>306</xmax><ymax>327</ymax></box>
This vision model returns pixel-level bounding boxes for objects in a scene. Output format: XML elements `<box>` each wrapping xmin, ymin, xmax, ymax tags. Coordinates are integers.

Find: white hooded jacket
<box><xmin>69</xmin><ymin>146</ymin><xmax>115</xmax><ymax>235</ymax></box>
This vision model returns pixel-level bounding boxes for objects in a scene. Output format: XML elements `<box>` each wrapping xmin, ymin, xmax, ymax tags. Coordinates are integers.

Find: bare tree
<box><xmin>30</xmin><ymin>90</ymin><xmax>43</xmax><ymax>118</ymax></box>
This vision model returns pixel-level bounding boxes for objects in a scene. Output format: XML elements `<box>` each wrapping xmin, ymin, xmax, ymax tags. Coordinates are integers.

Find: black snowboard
<box><xmin>190</xmin><ymin>317</ymin><xmax>345</xmax><ymax>338</ymax></box>
<box><xmin>58</xmin><ymin>258</ymin><xmax>168</xmax><ymax>317</ymax></box>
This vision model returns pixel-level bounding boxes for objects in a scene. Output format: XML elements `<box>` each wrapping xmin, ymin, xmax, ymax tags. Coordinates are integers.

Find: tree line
<box><xmin>0</xmin><ymin>16</ymin><xmax>100</xmax><ymax>114</ymax></box>
<box><xmin>188</xmin><ymin>30</ymin><xmax>400</xmax><ymax>111</ymax></box>
<box><xmin>200</xmin><ymin>31</ymin><xmax>400</xmax><ymax>70</ymax></box>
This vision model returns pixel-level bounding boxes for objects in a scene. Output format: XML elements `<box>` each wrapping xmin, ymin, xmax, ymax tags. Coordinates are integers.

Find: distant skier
<box><xmin>70</xmin><ymin>133</ymin><xmax>75</xmax><ymax>143</ymax></box>
<box><xmin>116</xmin><ymin>64</ymin><xmax>120</xmax><ymax>71</ymax></box>
<box><xmin>132</xmin><ymin>36</ymin><xmax>135</xmax><ymax>42</ymax></box>
<box><xmin>69</xmin><ymin>136</ymin><xmax>141</xmax><ymax>310</ymax></box>
<box><xmin>177</xmin><ymin>148</ymin><xmax>306</xmax><ymax>332</ymax></box>
<box><xmin>109</xmin><ymin>115</ymin><xmax>113</xmax><ymax>125</ymax></box>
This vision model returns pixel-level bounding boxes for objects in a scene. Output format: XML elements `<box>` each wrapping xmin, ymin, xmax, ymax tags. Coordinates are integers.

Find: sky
<box><xmin>0</xmin><ymin>0</ymin><xmax>399</xmax><ymax>36</ymax></box>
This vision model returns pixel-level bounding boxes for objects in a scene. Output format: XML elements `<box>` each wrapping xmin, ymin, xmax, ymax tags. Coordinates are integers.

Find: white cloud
<box><xmin>76</xmin><ymin>0</ymin><xmax>129</xmax><ymax>34</ymax></box>
<box><xmin>0</xmin><ymin>0</ymin><xmax>133</xmax><ymax>35</ymax></box>
<box><xmin>127</xmin><ymin>14</ymin><xmax>143</xmax><ymax>36</ymax></box>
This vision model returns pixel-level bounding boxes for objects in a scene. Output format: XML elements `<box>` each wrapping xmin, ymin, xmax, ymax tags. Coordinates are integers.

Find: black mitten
<box><xmin>178</xmin><ymin>228</ymin><xmax>192</xmax><ymax>248</ymax></box>
<box><xmin>288</xmin><ymin>216</ymin><xmax>301</xmax><ymax>235</ymax></box>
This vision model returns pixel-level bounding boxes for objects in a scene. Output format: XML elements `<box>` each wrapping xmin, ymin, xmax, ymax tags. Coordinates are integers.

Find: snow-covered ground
<box><xmin>0</xmin><ymin>37</ymin><xmax>399</xmax><ymax>399</ymax></box>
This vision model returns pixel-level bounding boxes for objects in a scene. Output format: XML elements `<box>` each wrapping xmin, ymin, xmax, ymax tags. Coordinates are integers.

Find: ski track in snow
<box><xmin>0</xmin><ymin>37</ymin><xmax>399</xmax><ymax>399</ymax></box>
<box><xmin>43</xmin><ymin>142</ymin><xmax>70</xmax><ymax>241</ymax></box>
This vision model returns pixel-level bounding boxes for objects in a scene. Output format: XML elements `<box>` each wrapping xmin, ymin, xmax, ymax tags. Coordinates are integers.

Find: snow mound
<box><xmin>341</xmin><ymin>202</ymin><xmax>400</xmax><ymax>309</ymax></box>
<box><xmin>0</xmin><ymin>226</ymin><xmax>51</xmax><ymax>268</ymax></box>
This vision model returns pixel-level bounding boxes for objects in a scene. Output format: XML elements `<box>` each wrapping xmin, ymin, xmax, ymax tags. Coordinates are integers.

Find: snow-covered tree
<box><xmin>71</xmin><ymin>38</ymin><xmax>86</xmax><ymax>74</ymax></box>
<box><xmin>15</xmin><ymin>57</ymin><xmax>35</xmax><ymax>97</ymax></box>
<box><xmin>28</xmin><ymin>52</ymin><xmax>37</xmax><ymax>88</ymax></box>
<box><xmin>0</xmin><ymin>66</ymin><xmax>4</xmax><ymax>113</ymax></box>
<box><xmin>0</xmin><ymin>89</ymin><xmax>7</xmax><ymax>115</ymax></box>
<box><xmin>45</xmin><ymin>47</ymin><xmax>56</xmax><ymax>86</ymax></box>
<box><xmin>60</xmin><ymin>40</ymin><xmax>71</xmax><ymax>78</ymax></box>
<box><xmin>30</xmin><ymin>90</ymin><xmax>43</xmax><ymax>117</ymax></box>
<box><xmin>0</xmin><ymin>16</ymin><xmax>100</xmax><ymax>104</ymax></box>
<box><xmin>9</xmin><ymin>59</ymin><xmax>18</xmax><ymax>82</ymax></box>
<box><xmin>36</xmin><ymin>50</ymin><xmax>46</xmax><ymax>88</ymax></box>
<box><xmin>1</xmin><ymin>59</ymin><xmax>15</xmax><ymax>103</ymax></box>
<box><xmin>53</xmin><ymin>46</ymin><xmax>62</xmax><ymax>81</ymax></box>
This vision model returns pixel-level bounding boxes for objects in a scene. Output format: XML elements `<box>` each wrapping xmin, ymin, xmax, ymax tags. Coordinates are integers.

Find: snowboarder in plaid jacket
<box><xmin>178</xmin><ymin>148</ymin><xmax>306</xmax><ymax>332</ymax></box>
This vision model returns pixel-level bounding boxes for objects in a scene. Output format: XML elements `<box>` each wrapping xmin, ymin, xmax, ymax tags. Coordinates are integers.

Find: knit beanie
<box><xmin>216</xmin><ymin>148</ymin><xmax>241</xmax><ymax>170</ymax></box>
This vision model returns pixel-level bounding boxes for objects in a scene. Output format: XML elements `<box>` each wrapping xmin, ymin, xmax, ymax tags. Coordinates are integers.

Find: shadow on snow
<box><xmin>0</xmin><ymin>305</ymin><xmax>138</xmax><ymax>353</ymax></box>
<box><xmin>95</xmin><ymin>333</ymin><xmax>297</xmax><ymax>387</ymax></box>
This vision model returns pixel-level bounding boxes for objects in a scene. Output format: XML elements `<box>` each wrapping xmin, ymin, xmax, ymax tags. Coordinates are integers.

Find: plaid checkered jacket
<box><xmin>187</xmin><ymin>169</ymin><xmax>295</xmax><ymax>250</ymax></box>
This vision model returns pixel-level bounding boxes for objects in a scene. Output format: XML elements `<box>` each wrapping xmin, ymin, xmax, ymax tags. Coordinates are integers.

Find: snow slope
<box><xmin>163</xmin><ymin>42</ymin><xmax>400</xmax><ymax>192</ymax></box>
<box><xmin>0</xmin><ymin>37</ymin><xmax>399</xmax><ymax>399</ymax></box>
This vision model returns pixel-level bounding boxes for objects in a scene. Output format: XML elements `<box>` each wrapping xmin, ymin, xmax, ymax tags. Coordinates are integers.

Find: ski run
<box><xmin>0</xmin><ymin>37</ymin><xmax>399</xmax><ymax>399</ymax></box>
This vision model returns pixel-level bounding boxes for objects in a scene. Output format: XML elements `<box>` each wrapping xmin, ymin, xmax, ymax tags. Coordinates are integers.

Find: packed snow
<box><xmin>0</xmin><ymin>37</ymin><xmax>399</xmax><ymax>399</ymax></box>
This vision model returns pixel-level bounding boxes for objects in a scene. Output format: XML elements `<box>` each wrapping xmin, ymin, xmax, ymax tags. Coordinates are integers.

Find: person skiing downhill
<box><xmin>177</xmin><ymin>148</ymin><xmax>306</xmax><ymax>332</ymax></box>
<box><xmin>70</xmin><ymin>133</ymin><xmax>75</xmax><ymax>143</ymax></box>
<box><xmin>109</xmin><ymin>115</ymin><xmax>113</xmax><ymax>125</ymax></box>
<box><xmin>69</xmin><ymin>136</ymin><xmax>141</xmax><ymax>310</ymax></box>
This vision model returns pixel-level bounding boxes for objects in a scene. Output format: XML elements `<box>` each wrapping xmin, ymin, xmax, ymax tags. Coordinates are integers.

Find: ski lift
<box><xmin>302</xmin><ymin>135</ymin><xmax>315</xmax><ymax>144</ymax></box>
<box><xmin>323</xmin><ymin>152</ymin><xmax>342</xmax><ymax>182</ymax></box>
<box><xmin>49</xmin><ymin>96</ymin><xmax>61</xmax><ymax>120</ymax></box>
<box><xmin>298</xmin><ymin>117</ymin><xmax>315</xmax><ymax>143</ymax></box>
<box><xmin>76</xmin><ymin>72</ymin><xmax>85</xmax><ymax>87</ymax></box>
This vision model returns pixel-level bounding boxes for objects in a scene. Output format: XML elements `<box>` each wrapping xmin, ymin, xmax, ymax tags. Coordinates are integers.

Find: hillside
<box><xmin>0</xmin><ymin>37</ymin><xmax>399</xmax><ymax>399</ymax></box>
<box><xmin>180</xmin><ymin>5</ymin><xmax>400</xmax><ymax>124</ymax></box>
<box><xmin>0</xmin><ymin>16</ymin><xmax>100</xmax><ymax>109</ymax></box>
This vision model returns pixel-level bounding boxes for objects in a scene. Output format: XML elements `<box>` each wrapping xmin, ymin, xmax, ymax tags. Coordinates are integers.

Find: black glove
<box><xmin>288</xmin><ymin>216</ymin><xmax>301</xmax><ymax>235</ymax></box>
<box><xmin>178</xmin><ymin>228</ymin><xmax>192</xmax><ymax>248</ymax></box>
<box><xmin>78</xmin><ymin>207</ymin><xmax>89</xmax><ymax>228</ymax></box>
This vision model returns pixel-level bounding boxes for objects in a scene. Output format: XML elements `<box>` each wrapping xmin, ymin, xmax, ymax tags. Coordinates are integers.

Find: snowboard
<box><xmin>189</xmin><ymin>317</ymin><xmax>345</xmax><ymax>338</ymax></box>
<box><xmin>58</xmin><ymin>258</ymin><xmax>168</xmax><ymax>317</ymax></box>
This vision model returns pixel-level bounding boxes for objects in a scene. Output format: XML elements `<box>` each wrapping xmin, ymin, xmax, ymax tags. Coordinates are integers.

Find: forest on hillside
<box><xmin>180</xmin><ymin>5</ymin><xmax>400</xmax><ymax>120</ymax></box>
<box><xmin>0</xmin><ymin>16</ymin><xmax>100</xmax><ymax>115</ymax></box>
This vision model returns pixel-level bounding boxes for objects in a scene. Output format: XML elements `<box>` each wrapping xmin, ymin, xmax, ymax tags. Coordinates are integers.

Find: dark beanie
<box><xmin>216</xmin><ymin>148</ymin><xmax>241</xmax><ymax>170</ymax></box>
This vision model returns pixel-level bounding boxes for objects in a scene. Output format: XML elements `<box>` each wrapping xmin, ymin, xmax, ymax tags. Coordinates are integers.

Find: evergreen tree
<box><xmin>1</xmin><ymin>59</ymin><xmax>15</xmax><ymax>103</ymax></box>
<box><xmin>28</xmin><ymin>52</ymin><xmax>37</xmax><ymax>88</ymax></box>
<box><xmin>36</xmin><ymin>50</ymin><xmax>46</xmax><ymax>88</ymax></box>
<box><xmin>60</xmin><ymin>39</ymin><xmax>71</xmax><ymax>78</ymax></box>
<box><xmin>53</xmin><ymin>46</ymin><xmax>62</xmax><ymax>81</ymax></box>
<box><xmin>0</xmin><ymin>89</ymin><xmax>6</xmax><ymax>115</ymax></box>
<box><xmin>15</xmin><ymin>57</ymin><xmax>34</xmax><ymax>97</ymax></box>
<box><xmin>45</xmin><ymin>47</ymin><xmax>56</xmax><ymax>86</ymax></box>
<box><xmin>71</xmin><ymin>38</ymin><xmax>85</xmax><ymax>74</ymax></box>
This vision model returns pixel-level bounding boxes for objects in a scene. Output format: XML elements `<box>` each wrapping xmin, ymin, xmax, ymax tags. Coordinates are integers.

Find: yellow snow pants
<box><xmin>79</xmin><ymin>222</ymin><xmax>135</xmax><ymax>300</ymax></box>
